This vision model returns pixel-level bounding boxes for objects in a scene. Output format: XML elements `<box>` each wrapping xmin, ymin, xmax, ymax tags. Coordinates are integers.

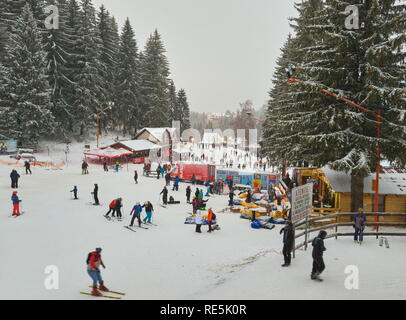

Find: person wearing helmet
<box><xmin>86</xmin><ymin>248</ymin><xmax>108</xmax><ymax>296</ymax></box>
<box><xmin>11</xmin><ymin>191</ymin><xmax>22</xmax><ymax>216</ymax></box>
<box><xmin>130</xmin><ymin>202</ymin><xmax>143</xmax><ymax>227</ymax></box>
<box><xmin>311</xmin><ymin>230</ymin><xmax>327</xmax><ymax>281</ymax></box>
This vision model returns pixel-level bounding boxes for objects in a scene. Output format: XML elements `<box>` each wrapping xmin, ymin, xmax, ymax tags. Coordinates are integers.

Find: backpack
<box><xmin>212</xmin><ymin>213</ymin><xmax>217</xmax><ymax>221</ymax></box>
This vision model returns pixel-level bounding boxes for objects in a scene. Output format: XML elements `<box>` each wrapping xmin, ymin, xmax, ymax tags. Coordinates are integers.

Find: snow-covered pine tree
<box><xmin>43</xmin><ymin>0</ymin><xmax>77</xmax><ymax>138</ymax></box>
<box><xmin>115</xmin><ymin>18</ymin><xmax>140</xmax><ymax>135</ymax></box>
<box><xmin>140</xmin><ymin>29</ymin><xmax>171</xmax><ymax>127</ymax></box>
<box><xmin>263</xmin><ymin>0</ymin><xmax>406</xmax><ymax>211</ymax></box>
<box><xmin>176</xmin><ymin>88</ymin><xmax>191</xmax><ymax>133</ymax></box>
<box><xmin>72</xmin><ymin>0</ymin><xmax>105</xmax><ymax>136</ymax></box>
<box><xmin>0</xmin><ymin>4</ymin><xmax>55</xmax><ymax>144</ymax></box>
<box><xmin>97</xmin><ymin>5</ymin><xmax>119</xmax><ymax>133</ymax></box>
<box><xmin>168</xmin><ymin>80</ymin><xmax>178</xmax><ymax>124</ymax></box>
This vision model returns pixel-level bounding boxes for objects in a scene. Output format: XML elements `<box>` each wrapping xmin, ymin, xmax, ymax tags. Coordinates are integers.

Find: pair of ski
<box><xmin>80</xmin><ymin>287</ymin><xmax>125</xmax><ymax>300</ymax></box>
<box><xmin>124</xmin><ymin>224</ymin><xmax>149</xmax><ymax>232</ymax></box>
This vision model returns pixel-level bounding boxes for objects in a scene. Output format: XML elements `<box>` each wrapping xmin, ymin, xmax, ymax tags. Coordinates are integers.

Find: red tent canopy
<box><xmin>84</xmin><ymin>147</ymin><xmax>132</xmax><ymax>159</ymax></box>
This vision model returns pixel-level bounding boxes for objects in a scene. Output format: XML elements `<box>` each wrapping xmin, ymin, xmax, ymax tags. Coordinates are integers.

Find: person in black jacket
<box><xmin>186</xmin><ymin>186</ymin><xmax>191</xmax><ymax>203</ymax></box>
<box><xmin>134</xmin><ymin>170</ymin><xmax>138</xmax><ymax>184</ymax></box>
<box><xmin>280</xmin><ymin>221</ymin><xmax>295</xmax><ymax>267</ymax></box>
<box><xmin>160</xmin><ymin>186</ymin><xmax>168</xmax><ymax>205</ymax></box>
<box><xmin>311</xmin><ymin>230</ymin><xmax>327</xmax><ymax>281</ymax></box>
<box><xmin>92</xmin><ymin>184</ymin><xmax>99</xmax><ymax>205</ymax></box>
<box><xmin>10</xmin><ymin>169</ymin><xmax>20</xmax><ymax>188</ymax></box>
<box><xmin>228</xmin><ymin>189</ymin><xmax>235</xmax><ymax>206</ymax></box>
<box><xmin>115</xmin><ymin>198</ymin><xmax>123</xmax><ymax>219</ymax></box>
<box><xmin>24</xmin><ymin>161</ymin><xmax>32</xmax><ymax>175</ymax></box>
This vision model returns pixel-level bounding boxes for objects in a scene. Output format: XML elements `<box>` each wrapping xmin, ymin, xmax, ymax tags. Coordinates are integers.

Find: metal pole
<box><xmin>374</xmin><ymin>110</ymin><xmax>382</xmax><ymax>231</ymax></box>
<box><xmin>96</xmin><ymin>114</ymin><xmax>100</xmax><ymax>149</ymax></box>
<box><xmin>304</xmin><ymin>216</ymin><xmax>309</xmax><ymax>251</ymax></box>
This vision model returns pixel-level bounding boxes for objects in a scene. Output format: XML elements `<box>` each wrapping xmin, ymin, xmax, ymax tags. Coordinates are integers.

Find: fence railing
<box><xmin>292</xmin><ymin>213</ymin><xmax>406</xmax><ymax>257</ymax></box>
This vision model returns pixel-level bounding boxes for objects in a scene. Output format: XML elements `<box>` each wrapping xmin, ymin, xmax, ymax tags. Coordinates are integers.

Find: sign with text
<box><xmin>291</xmin><ymin>183</ymin><xmax>313</xmax><ymax>223</ymax></box>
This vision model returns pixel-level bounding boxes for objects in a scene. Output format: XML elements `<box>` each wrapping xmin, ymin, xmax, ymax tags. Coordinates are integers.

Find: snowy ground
<box><xmin>0</xmin><ymin>138</ymin><xmax>406</xmax><ymax>300</ymax></box>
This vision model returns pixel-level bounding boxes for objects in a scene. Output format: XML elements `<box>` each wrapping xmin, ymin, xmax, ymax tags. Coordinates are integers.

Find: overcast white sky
<box><xmin>92</xmin><ymin>0</ymin><xmax>298</xmax><ymax>112</ymax></box>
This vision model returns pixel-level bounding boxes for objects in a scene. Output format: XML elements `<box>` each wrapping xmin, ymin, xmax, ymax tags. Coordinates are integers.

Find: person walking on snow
<box><xmin>160</xmin><ymin>186</ymin><xmax>168</xmax><ymax>205</ymax></box>
<box><xmin>142</xmin><ymin>201</ymin><xmax>154</xmax><ymax>224</ymax></box>
<box><xmin>11</xmin><ymin>191</ymin><xmax>22</xmax><ymax>216</ymax></box>
<box><xmin>134</xmin><ymin>170</ymin><xmax>138</xmax><ymax>184</ymax></box>
<box><xmin>105</xmin><ymin>199</ymin><xmax>118</xmax><ymax>217</ymax></box>
<box><xmin>24</xmin><ymin>160</ymin><xmax>32</xmax><ymax>175</ymax></box>
<box><xmin>173</xmin><ymin>176</ymin><xmax>180</xmax><ymax>191</ymax></box>
<box><xmin>87</xmin><ymin>248</ymin><xmax>108</xmax><ymax>296</ymax></box>
<box><xmin>129</xmin><ymin>202</ymin><xmax>143</xmax><ymax>227</ymax></box>
<box><xmin>195</xmin><ymin>209</ymin><xmax>203</xmax><ymax>233</ymax></box>
<box><xmin>92</xmin><ymin>184</ymin><xmax>99</xmax><ymax>205</ymax></box>
<box><xmin>70</xmin><ymin>186</ymin><xmax>78</xmax><ymax>200</ymax></box>
<box><xmin>353</xmin><ymin>208</ymin><xmax>366</xmax><ymax>244</ymax></box>
<box><xmin>186</xmin><ymin>186</ymin><xmax>191</xmax><ymax>203</ymax></box>
<box><xmin>280</xmin><ymin>221</ymin><xmax>295</xmax><ymax>267</ymax></box>
<box><xmin>82</xmin><ymin>160</ymin><xmax>89</xmax><ymax>175</ymax></box>
<box><xmin>311</xmin><ymin>230</ymin><xmax>327</xmax><ymax>281</ymax></box>
<box><xmin>10</xmin><ymin>169</ymin><xmax>20</xmax><ymax>188</ymax></box>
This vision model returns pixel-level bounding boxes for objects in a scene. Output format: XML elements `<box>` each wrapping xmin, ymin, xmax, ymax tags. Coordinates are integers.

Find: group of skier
<box><xmin>9</xmin><ymin>164</ymin><xmax>32</xmax><ymax>216</ymax></box>
<box><xmin>280</xmin><ymin>207</ymin><xmax>367</xmax><ymax>281</ymax></box>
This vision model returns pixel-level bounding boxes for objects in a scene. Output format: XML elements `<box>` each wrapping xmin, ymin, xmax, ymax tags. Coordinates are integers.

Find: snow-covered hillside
<box><xmin>0</xmin><ymin>139</ymin><xmax>405</xmax><ymax>300</ymax></box>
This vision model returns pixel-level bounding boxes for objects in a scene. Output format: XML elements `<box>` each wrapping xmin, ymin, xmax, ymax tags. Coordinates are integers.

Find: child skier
<box><xmin>11</xmin><ymin>191</ymin><xmax>22</xmax><ymax>216</ymax></box>
<box><xmin>195</xmin><ymin>209</ymin><xmax>203</xmax><ymax>233</ymax></box>
<box><xmin>71</xmin><ymin>186</ymin><xmax>78</xmax><ymax>200</ymax></box>
<box><xmin>86</xmin><ymin>247</ymin><xmax>108</xmax><ymax>296</ymax></box>
<box><xmin>129</xmin><ymin>202</ymin><xmax>143</xmax><ymax>227</ymax></box>
<box><xmin>142</xmin><ymin>201</ymin><xmax>154</xmax><ymax>224</ymax></box>
<box><xmin>172</xmin><ymin>176</ymin><xmax>180</xmax><ymax>191</ymax></box>
<box><xmin>105</xmin><ymin>199</ymin><xmax>118</xmax><ymax>217</ymax></box>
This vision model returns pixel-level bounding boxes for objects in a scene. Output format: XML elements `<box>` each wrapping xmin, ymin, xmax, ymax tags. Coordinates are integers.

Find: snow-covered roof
<box><xmin>135</xmin><ymin>128</ymin><xmax>177</xmax><ymax>143</ymax></box>
<box><xmin>111</xmin><ymin>140</ymin><xmax>161</xmax><ymax>152</ymax></box>
<box><xmin>201</xmin><ymin>132</ymin><xmax>223</xmax><ymax>144</ymax></box>
<box><xmin>322</xmin><ymin>167</ymin><xmax>406</xmax><ymax>195</ymax></box>
<box><xmin>85</xmin><ymin>147</ymin><xmax>133</xmax><ymax>159</ymax></box>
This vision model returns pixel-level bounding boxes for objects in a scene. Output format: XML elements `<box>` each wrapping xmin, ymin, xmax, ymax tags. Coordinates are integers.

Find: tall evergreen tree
<box><xmin>176</xmin><ymin>88</ymin><xmax>191</xmax><ymax>133</ymax></box>
<box><xmin>0</xmin><ymin>4</ymin><xmax>55</xmax><ymax>144</ymax></box>
<box><xmin>140</xmin><ymin>29</ymin><xmax>171</xmax><ymax>127</ymax></box>
<box><xmin>168</xmin><ymin>80</ymin><xmax>178</xmax><ymax>124</ymax></box>
<box><xmin>115</xmin><ymin>18</ymin><xmax>140</xmax><ymax>135</ymax></box>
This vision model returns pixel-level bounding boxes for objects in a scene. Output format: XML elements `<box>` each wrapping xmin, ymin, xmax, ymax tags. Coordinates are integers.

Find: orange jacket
<box><xmin>208</xmin><ymin>209</ymin><xmax>214</xmax><ymax>222</ymax></box>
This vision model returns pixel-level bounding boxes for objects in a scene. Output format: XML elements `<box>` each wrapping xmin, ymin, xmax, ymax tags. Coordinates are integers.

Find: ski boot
<box><xmin>99</xmin><ymin>282</ymin><xmax>109</xmax><ymax>292</ymax></box>
<box><xmin>281</xmin><ymin>264</ymin><xmax>290</xmax><ymax>267</ymax></box>
<box><xmin>91</xmin><ymin>286</ymin><xmax>102</xmax><ymax>296</ymax></box>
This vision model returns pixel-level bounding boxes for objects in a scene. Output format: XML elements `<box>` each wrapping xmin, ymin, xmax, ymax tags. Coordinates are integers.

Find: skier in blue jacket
<box><xmin>129</xmin><ymin>203</ymin><xmax>143</xmax><ymax>227</ymax></box>
<box><xmin>172</xmin><ymin>176</ymin><xmax>180</xmax><ymax>191</ymax></box>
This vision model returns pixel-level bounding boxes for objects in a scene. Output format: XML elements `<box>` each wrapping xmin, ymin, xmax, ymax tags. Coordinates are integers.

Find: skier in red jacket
<box><xmin>87</xmin><ymin>248</ymin><xmax>108</xmax><ymax>296</ymax></box>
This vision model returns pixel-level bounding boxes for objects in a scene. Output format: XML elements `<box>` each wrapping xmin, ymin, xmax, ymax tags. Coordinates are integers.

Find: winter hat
<box><xmin>95</xmin><ymin>248</ymin><xmax>102</xmax><ymax>253</ymax></box>
<box><xmin>12</xmin><ymin>191</ymin><xmax>17</xmax><ymax>195</ymax></box>
<box><xmin>318</xmin><ymin>230</ymin><xmax>327</xmax><ymax>239</ymax></box>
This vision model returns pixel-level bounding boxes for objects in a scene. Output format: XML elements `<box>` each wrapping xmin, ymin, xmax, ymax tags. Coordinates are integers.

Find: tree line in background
<box><xmin>262</xmin><ymin>0</ymin><xmax>406</xmax><ymax>211</ymax></box>
<box><xmin>0</xmin><ymin>0</ymin><xmax>191</xmax><ymax>145</ymax></box>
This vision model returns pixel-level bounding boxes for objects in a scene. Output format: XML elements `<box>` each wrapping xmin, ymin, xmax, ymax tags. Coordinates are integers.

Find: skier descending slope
<box><xmin>311</xmin><ymin>230</ymin><xmax>327</xmax><ymax>281</ymax></box>
<box><xmin>11</xmin><ymin>191</ymin><xmax>22</xmax><ymax>216</ymax></box>
<box><xmin>86</xmin><ymin>248</ymin><xmax>108</xmax><ymax>296</ymax></box>
<box><xmin>70</xmin><ymin>186</ymin><xmax>78</xmax><ymax>200</ymax></box>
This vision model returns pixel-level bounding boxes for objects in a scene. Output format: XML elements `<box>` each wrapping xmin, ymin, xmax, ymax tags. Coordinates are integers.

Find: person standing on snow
<box><xmin>311</xmin><ymin>230</ymin><xmax>327</xmax><ymax>281</ymax></box>
<box><xmin>70</xmin><ymin>186</ymin><xmax>78</xmax><ymax>200</ymax></box>
<box><xmin>24</xmin><ymin>160</ymin><xmax>32</xmax><ymax>175</ymax></box>
<box><xmin>195</xmin><ymin>209</ymin><xmax>203</xmax><ymax>233</ymax></box>
<box><xmin>207</xmin><ymin>208</ymin><xmax>216</xmax><ymax>233</ymax></box>
<box><xmin>86</xmin><ymin>248</ymin><xmax>108</xmax><ymax>296</ymax></box>
<box><xmin>142</xmin><ymin>201</ymin><xmax>154</xmax><ymax>224</ymax></box>
<box><xmin>82</xmin><ymin>160</ymin><xmax>89</xmax><ymax>175</ymax></box>
<box><xmin>156</xmin><ymin>166</ymin><xmax>161</xmax><ymax>179</ymax></box>
<box><xmin>92</xmin><ymin>184</ymin><xmax>99</xmax><ymax>205</ymax></box>
<box><xmin>353</xmin><ymin>208</ymin><xmax>366</xmax><ymax>244</ymax></box>
<box><xmin>165</xmin><ymin>172</ymin><xmax>171</xmax><ymax>186</ymax></box>
<box><xmin>11</xmin><ymin>191</ymin><xmax>22</xmax><ymax>216</ymax></box>
<box><xmin>160</xmin><ymin>186</ymin><xmax>168</xmax><ymax>205</ymax></box>
<box><xmin>186</xmin><ymin>186</ymin><xmax>191</xmax><ymax>203</ymax></box>
<box><xmin>129</xmin><ymin>202</ymin><xmax>143</xmax><ymax>227</ymax></box>
<box><xmin>10</xmin><ymin>169</ymin><xmax>20</xmax><ymax>188</ymax></box>
<box><xmin>115</xmin><ymin>198</ymin><xmax>123</xmax><ymax>219</ymax></box>
<box><xmin>103</xmin><ymin>160</ymin><xmax>108</xmax><ymax>172</ymax></box>
<box><xmin>280</xmin><ymin>221</ymin><xmax>295</xmax><ymax>267</ymax></box>
<box><xmin>228</xmin><ymin>189</ymin><xmax>235</xmax><ymax>206</ymax></box>
<box><xmin>173</xmin><ymin>176</ymin><xmax>180</xmax><ymax>191</ymax></box>
<box><xmin>134</xmin><ymin>170</ymin><xmax>138</xmax><ymax>184</ymax></box>
<box><xmin>105</xmin><ymin>198</ymin><xmax>118</xmax><ymax>218</ymax></box>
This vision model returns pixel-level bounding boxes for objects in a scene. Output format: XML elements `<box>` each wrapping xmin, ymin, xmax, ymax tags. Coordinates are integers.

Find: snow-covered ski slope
<box><xmin>0</xmin><ymin>139</ymin><xmax>405</xmax><ymax>300</ymax></box>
